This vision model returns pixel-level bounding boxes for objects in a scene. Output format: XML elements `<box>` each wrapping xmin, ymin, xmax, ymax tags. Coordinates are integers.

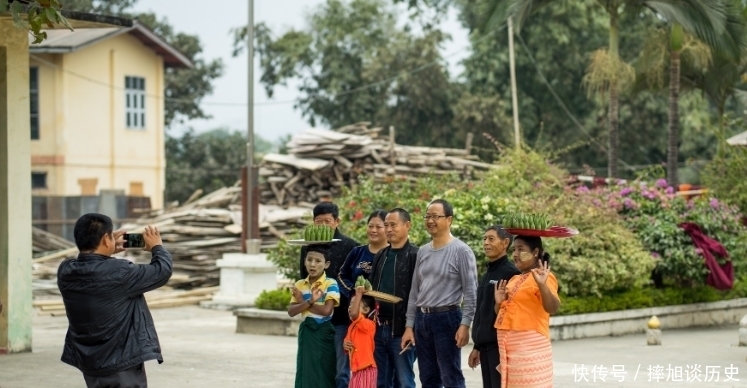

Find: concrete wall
<box><xmin>29</xmin><ymin>33</ymin><xmax>166</xmax><ymax>209</ymax></box>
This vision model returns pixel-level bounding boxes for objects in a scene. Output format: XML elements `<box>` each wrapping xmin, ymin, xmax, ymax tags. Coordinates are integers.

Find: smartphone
<box><xmin>123</xmin><ymin>233</ymin><xmax>145</xmax><ymax>248</ymax></box>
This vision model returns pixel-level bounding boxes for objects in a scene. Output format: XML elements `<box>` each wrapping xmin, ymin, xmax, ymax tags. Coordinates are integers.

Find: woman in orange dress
<box><xmin>493</xmin><ymin>235</ymin><xmax>560</xmax><ymax>388</ymax></box>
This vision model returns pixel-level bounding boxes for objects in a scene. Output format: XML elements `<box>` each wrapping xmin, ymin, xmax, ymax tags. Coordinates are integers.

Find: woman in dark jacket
<box><xmin>337</xmin><ymin>210</ymin><xmax>389</xmax><ymax>298</ymax></box>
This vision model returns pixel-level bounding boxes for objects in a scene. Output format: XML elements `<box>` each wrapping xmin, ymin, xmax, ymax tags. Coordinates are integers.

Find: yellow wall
<box><xmin>29</xmin><ymin>32</ymin><xmax>165</xmax><ymax>208</ymax></box>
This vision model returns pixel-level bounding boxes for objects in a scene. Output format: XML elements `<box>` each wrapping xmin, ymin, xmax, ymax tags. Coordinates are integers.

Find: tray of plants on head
<box><xmin>501</xmin><ymin>212</ymin><xmax>579</xmax><ymax>238</ymax></box>
<box><xmin>354</xmin><ymin>276</ymin><xmax>402</xmax><ymax>304</ymax></box>
<box><xmin>287</xmin><ymin>224</ymin><xmax>342</xmax><ymax>246</ymax></box>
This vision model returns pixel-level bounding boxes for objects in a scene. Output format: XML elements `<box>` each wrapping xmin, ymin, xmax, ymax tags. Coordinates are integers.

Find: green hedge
<box><xmin>557</xmin><ymin>276</ymin><xmax>747</xmax><ymax>316</ymax></box>
<box><xmin>255</xmin><ymin>288</ymin><xmax>291</xmax><ymax>311</ymax></box>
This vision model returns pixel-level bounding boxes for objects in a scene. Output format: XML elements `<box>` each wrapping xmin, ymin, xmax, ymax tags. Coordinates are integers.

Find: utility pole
<box><xmin>246</xmin><ymin>0</ymin><xmax>260</xmax><ymax>254</ymax></box>
<box><xmin>508</xmin><ymin>17</ymin><xmax>521</xmax><ymax>148</ymax></box>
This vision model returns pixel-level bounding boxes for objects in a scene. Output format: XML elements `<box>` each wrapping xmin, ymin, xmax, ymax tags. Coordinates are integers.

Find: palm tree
<box><xmin>638</xmin><ymin>1</ymin><xmax>746</xmax><ymax>186</ymax></box>
<box><xmin>482</xmin><ymin>0</ymin><xmax>733</xmax><ymax>178</ymax></box>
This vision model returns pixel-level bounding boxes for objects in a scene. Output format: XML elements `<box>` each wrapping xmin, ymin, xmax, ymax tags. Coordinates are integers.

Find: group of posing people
<box><xmin>289</xmin><ymin>199</ymin><xmax>561</xmax><ymax>388</ymax></box>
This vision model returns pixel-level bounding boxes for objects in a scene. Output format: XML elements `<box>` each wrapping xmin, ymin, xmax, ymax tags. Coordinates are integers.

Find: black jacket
<box><xmin>471</xmin><ymin>256</ymin><xmax>521</xmax><ymax>351</ymax></box>
<box><xmin>369</xmin><ymin>240</ymin><xmax>419</xmax><ymax>337</ymax></box>
<box><xmin>57</xmin><ymin>246</ymin><xmax>173</xmax><ymax>376</ymax></box>
<box><xmin>299</xmin><ymin>229</ymin><xmax>359</xmax><ymax>327</ymax></box>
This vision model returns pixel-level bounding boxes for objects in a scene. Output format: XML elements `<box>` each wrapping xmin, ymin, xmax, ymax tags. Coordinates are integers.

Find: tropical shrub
<box><xmin>703</xmin><ymin>144</ymin><xmax>747</xmax><ymax>216</ymax></box>
<box><xmin>580</xmin><ymin>179</ymin><xmax>747</xmax><ymax>287</ymax></box>
<box><xmin>334</xmin><ymin>149</ymin><xmax>655</xmax><ymax>297</ymax></box>
<box><xmin>254</xmin><ymin>288</ymin><xmax>292</xmax><ymax>311</ymax></box>
<box><xmin>557</xmin><ymin>275</ymin><xmax>747</xmax><ymax>316</ymax></box>
<box><xmin>266</xmin><ymin>147</ymin><xmax>744</xmax><ymax>300</ymax></box>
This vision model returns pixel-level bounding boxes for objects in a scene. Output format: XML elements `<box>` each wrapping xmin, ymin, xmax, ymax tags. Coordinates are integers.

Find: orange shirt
<box><xmin>344</xmin><ymin>314</ymin><xmax>376</xmax><ymax>372</ymax></box>
<box><xmin>494</xmin><ymin>272</ymin><xmax>559</xmax><ymax>339</ymax></box>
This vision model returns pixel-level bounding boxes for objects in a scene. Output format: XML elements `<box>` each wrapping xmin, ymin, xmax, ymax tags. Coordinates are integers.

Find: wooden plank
<box><xmin>33</xmin><ymin>247</ymin><xmax>78</xmax><ymax>264</ymax></box>
<box><xmin>263</xmin><ymin>154</ymin><xmax>331</xmax><ymax>171</ymax></box>
<box><xmin>333</xmin><ymin>155</ymin><xmax>353</xmax><ymax>168</ymax></box>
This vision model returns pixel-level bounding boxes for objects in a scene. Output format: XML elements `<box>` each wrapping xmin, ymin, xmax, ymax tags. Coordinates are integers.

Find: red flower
<box><xmin>352</xmin><ymin>210</ymin><xmax>364</xmax><ymax>221</ymax></box>
<box><xmin>348</xmin><ymin>200</ymin><xmax>357</xmax><ymax>208</ymax></box>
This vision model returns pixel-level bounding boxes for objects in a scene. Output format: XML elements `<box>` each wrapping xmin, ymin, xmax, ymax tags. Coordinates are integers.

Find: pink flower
<box><xmin>623</xmin><ymin>198</ymin><xmax>636</xmax><ymax>209</ymax></box>
<box><xmin>655</xmin><ymin>179</ymin><xmax>668</xmax><ymax>188</ymax></box>
<box><xmin>665</xmin><ymin>187</ymin><xmax>674</xmax><ymax>195</ymax></box>
<box><xmin>710</xmin><ymin>198</ymin><xmax>720</xmax><ymax>209</ymax></box>
<box><xmin>620</xmin><ymin>187</ymin><xmax>633</xmax><ymax>196</ymax></box>
<box><xmin>576</xmin><ymin>185</ymin><xmax>590</xmax><ymax>194</ymax></box>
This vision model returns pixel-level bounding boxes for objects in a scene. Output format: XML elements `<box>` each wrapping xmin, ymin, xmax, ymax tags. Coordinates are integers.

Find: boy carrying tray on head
<box><xmin>289</xmin><ymin>249</ymin><xmax>341</xmax><ymax>388</ymax></box>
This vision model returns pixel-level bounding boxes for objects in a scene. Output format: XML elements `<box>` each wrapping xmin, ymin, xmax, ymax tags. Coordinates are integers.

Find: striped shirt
<box><xmin>291</xmin><ymin>273</ymin><xmax>341</xmax><ymax>324</ymax></box>
<box><xmin>405</xmin><ymin>238</ymin><xmax>478</xmax><ymax>327</ymax></box>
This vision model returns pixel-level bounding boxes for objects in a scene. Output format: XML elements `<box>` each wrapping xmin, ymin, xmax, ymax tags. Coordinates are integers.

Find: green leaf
<box><xmin>45</xmin><ymin>7</ymin><xmax>57</xmax><ymax>24</ymax></box>
<box><xmin>10</xmin><ymin>1</ymin><xmax>29</xmax><ymax>29</ymax></box>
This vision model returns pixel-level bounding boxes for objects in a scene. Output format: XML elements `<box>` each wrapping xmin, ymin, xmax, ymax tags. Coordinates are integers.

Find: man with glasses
<box><xmin>369</xmin><ymin>208</ymin><xmax>419</xmax><ymax>388</ymax></box>
<box><xmin>401</xmin><ymin>199</ymin><xmax>478</xmax><ymax>388</ymax></box>
<box><xmin>298</xmin><ymin>201</ymin><xmax>359</xmax><ymax>388</ymax></box>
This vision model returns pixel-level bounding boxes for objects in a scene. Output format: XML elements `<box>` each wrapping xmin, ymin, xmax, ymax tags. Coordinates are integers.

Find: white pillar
<box><xmin>0</xmin><ymin>21</ymin><xmax>33</xmax><ymax>353</ymax></box>
<box><xmin>201</xmin><ymin>252</ymin><xmax>278</xmax><ymax>310</ymax></box>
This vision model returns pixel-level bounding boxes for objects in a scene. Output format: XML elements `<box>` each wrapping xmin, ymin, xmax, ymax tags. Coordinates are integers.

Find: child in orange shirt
<box><xmin>344</xmin><ymin>286</ymin><xmax>377</xmax><ymax>388</ymax></box>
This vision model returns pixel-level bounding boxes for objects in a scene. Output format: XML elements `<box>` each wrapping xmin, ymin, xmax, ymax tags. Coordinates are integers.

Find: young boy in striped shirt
<box><xmin>289</xmin><ymin>250</ymin><xmax>340</xmax><ymax>388</ymax></box>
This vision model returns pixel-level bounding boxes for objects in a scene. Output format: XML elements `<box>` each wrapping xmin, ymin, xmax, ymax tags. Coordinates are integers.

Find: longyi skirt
<box><xmin>497</xmin><ymin>330</ymin><xmax>553</xmax><ymax>387</ymax></box>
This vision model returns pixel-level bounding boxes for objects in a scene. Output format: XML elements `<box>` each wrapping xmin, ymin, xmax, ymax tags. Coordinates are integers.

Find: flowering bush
<box><xmin>579</xmin><ymin>179</ymin><xmax>747</xmax><ymax>287</ymax></box>
<box><xmin>322</xmin><ymin>149</ymin><xmax>654</xmax><ymax>297</ymax></box>
<box><xmin>266</xmin><ymin>148</ymin><xmax>744</xmax><ymax>300</ymax></box>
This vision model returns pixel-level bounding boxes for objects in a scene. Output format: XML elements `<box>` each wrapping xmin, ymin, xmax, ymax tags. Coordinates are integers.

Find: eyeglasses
<box><xmin>423</xmin><ymin>215</ymin><xmax>447</xmax><ymax>221</ymax></box>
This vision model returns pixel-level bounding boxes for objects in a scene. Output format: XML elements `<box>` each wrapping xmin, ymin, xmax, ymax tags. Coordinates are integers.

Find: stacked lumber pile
<box><xmin>33</xmin><ymin>287</ymin><xmax>220</xmax><ymax>316</ymax></box>
<box><xmin>117</xmin><ymin>186</ymin><xmax>312</xmax><ymax>289</ymax></box>
<box><xmin>259</xmin><ymin>123</ymin><xmax>495</xmax><ymax>206</ymax></box>
<box><xmin>30</xmin><ymin>187</ymin><xmax>313</xmax><ymax>294</ymax></box>
<box><xmin>33</xmin><ymin>227</ymin><xmax>75</xmax><ymax>255</ymax></box>
<box><xmin>32</xmin><ymin>228</ymin><xmax>79</xmax><ymax>297</ymax></box>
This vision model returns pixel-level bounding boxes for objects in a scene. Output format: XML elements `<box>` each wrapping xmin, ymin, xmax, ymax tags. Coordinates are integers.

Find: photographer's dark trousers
<box><xmin>83</xmin><ymin>363</ymin><xmax>147</xmax><ymax>388</ymax></box>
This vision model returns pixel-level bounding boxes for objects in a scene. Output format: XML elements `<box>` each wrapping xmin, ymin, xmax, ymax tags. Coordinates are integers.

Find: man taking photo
<box><xmin>58</xmin><ymin>213</ymin><xmax>172</xmax><ymax>388</ymax></box>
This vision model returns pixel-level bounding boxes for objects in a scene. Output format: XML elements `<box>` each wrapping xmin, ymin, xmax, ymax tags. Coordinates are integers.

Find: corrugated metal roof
<box><xmin>28</xmin><ymin>22</ymin><xmax>192</xmax><ymax>69</ymax></box>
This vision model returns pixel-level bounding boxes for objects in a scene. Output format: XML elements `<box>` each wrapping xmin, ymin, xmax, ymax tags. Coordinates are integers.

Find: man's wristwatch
<box><xmin>307</xmin><ymin>299</ymin><xmax>314</xmax><ymax>307</ymax></box>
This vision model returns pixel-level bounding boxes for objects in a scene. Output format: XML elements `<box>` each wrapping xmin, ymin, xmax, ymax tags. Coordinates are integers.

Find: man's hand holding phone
<box><xmin>113</xmin><ymin>230</ymin><xmax>126</xmax><ymax>254</ymax></box>
<box><xmin>142</xmin><ymin>226</ymin><xmax>162</xmax><ymax>252</ymax></box>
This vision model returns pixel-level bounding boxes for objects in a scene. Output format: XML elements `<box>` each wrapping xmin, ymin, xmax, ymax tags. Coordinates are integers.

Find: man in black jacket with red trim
<box><xmin>369</xmin><ymin>208</ymin><xmax>419</xmax><ymax>388</ymax></box>
<box><xmin>58</xmin><ymin>213</ymin><xmax>172</xmax><ymax>388</ymax></box>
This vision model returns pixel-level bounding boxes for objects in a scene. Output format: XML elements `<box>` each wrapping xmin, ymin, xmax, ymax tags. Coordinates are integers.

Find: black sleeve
<box><xmin>120</xmin><ymin>246</ymin><xmax>173</xmax><ymax>297</ymax></box>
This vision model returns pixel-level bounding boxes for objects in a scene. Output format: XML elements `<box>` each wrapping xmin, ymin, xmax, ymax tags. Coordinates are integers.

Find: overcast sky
<box><xmin>131</xmin><ymin>0</ymin><xmax>470</xmax><ymax>142</ymax></box>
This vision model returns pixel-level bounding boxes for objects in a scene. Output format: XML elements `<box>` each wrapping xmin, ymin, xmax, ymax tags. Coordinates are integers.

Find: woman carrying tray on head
<box><xmin>493</xmin><ymin>235</ymin><xmax>560</xmax><ymax>388</ymax></box>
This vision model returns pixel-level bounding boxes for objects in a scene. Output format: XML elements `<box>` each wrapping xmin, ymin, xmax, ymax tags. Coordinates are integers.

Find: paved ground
<box><xmin>1</xmin><ymin>306</ymin><xmax>746</xmax><ymax>387</ymax></box>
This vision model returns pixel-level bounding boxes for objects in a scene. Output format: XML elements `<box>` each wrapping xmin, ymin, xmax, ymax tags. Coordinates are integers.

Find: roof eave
<box><xmin>131</xmin><ymin>21</ymin><xmax>193</xmax><ymax>69</ymax></box>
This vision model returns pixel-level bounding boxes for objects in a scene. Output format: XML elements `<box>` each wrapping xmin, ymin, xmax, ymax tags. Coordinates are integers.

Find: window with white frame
<box><xmin>125</xmin><ymin>76</ymin><xmax>146</xmax><ymax>129</ymax></box>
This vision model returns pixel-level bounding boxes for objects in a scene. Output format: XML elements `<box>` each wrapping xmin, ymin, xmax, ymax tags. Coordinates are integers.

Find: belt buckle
<box><xmin>419</xmin><ymin>307</ymin><xmax>429</xmax><ymax>314</ymax></box>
